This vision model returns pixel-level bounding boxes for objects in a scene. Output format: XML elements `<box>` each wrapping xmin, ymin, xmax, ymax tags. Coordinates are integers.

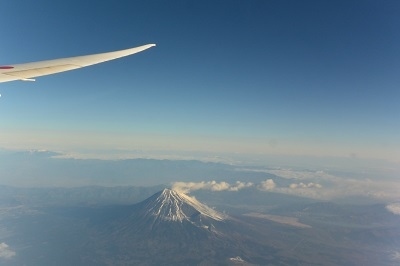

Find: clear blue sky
<box><xmin>0</xmin><ymin>0</ymin><xmax>399</xmax><ymax>163</ymax></box>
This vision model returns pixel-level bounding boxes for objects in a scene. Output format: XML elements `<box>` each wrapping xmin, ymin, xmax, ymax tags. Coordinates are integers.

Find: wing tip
<box><xmin>137</xmin><ymin>43</ymin><xmax>156</xmax><ymax>51</ymax></box>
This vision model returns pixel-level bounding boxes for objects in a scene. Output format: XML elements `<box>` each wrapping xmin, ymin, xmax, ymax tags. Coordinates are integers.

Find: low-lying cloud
<box><xmin>245</xmin><ymin>167</ymin><xmax>400</xmax><ymax>202</ymax></box>
<box><xmin>386</xmin><ymin>203</ymin><xmax>400</xmax><ymax>215</ymax></box>
<box><xmin>171</xmin><ymin>178</ymin><xmax>323</xmax><ymax>197</ymax></box>
<box><xmin>391</xmin><ymin>251</ymin><xmax>400</xmax><ymax>261</ymax></box>
<box><xmin>0</xmin><ymin>242</ymin><xmax>15</xmax><ymax>259</ymax></box>
<box><xmin>172</xmin><ymin>181</ymin><xmax>253</xmax><ymax>193</ymax></box>
<box><xmin>173</xmin><ymin>174</ymin><xmax>399</xmax><ymax>203</ymax></box>
<box><xmin>289</xmin><ymin>182</ymin><xmax>322</xmax><ymax>189</ymax></box>
<box><xmin>174</xmin><ymin>167</ymin><xmax>400</xmax><ymax>202</ymax></box>
<box><xmin>258</xmin><ymin>179</ymin><xmax>276</xmax><ymax>191</ymax></box>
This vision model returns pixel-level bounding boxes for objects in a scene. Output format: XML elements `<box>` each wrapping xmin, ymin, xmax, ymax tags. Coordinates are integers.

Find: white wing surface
<box><xmin>0</xmin><ymin>44</ymin><xmax>155</xmax><ymax>83</ymax></box>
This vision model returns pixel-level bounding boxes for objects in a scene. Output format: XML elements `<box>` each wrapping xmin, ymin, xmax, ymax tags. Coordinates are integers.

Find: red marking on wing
<box><xmin>0</xmin><ymin>66</ymin><xmax>14</xmax><ymax>69</ymax></box>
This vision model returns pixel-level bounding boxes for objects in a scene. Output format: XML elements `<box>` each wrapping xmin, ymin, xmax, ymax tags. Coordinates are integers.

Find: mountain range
<box><xmin>2</xmin><ymin>187</ymin><xmax>399</xmax><ymax>265</ymax></box>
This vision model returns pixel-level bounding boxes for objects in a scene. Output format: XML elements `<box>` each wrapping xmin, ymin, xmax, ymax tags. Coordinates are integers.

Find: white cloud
<box><xmin>173</xmin><ymin>166</ymin><xmax>400</xmax><ymax>202</ymax></box>
<box><xmin>251</xmin><ymin>168</ymin><xmax>400</xmax><ymax>201</ymax></box>
<box><xmin>209</xmin><ymin>181</ymin><xmax>231</xmax><ymax>191</ymax></box>
<box><xmin>229</xmin><ymin>181</ymin><xmax>254</xmax><ymax>191</ymax></box>
<box><xmin>391</xmin><ymin>251</ymin><xmax>400</xmax><ymax>261</ymax></box>
<box><xmin>289</xmin><ymin>182</ymin><xmax>322</xmax><ymax>189</ymax></box>
<box><xmin>0</xmin><ymin>242</ymin><xmax>15</xmax><ymax>259</ymax></box>
<box><xmin>171</xmin><ymin>180</ymin><xmax>253</xmax><ymax>193</ymax></box>
<box><xmin>386</xmin><ymin>203</ymin><xmax>400</xmax><ymax>215</ymax></box>
<box><xmin>258</xmin><ymin>179</ymin><xmax>276</xmax><ymax>191</ymax></box>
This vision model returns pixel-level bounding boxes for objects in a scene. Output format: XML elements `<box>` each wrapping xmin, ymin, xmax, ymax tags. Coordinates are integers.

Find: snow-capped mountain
<box><xmin>119</xmin><ymin>188</ymin><xmax>227</xmax><ymax>235</ymax></box>
<box><xmin>82</xmin><ymin>189</ymin><xmax>270</xmax><ymax>265</ymax></box>
<box><xmin>138</xmin><ymin>188</ymin><xmax>225</xmax><ymax>222</ymax></box>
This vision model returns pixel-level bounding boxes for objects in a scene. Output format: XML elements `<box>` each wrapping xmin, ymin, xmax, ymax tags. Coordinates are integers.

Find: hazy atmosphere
<box><xmin>1</xmin><ymin>1</ymin><xmax>399</xmax><ymax>265</ymax></box>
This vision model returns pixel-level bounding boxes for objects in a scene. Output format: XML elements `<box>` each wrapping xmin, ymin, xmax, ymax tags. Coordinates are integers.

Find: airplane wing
<box><xmin>0</xmin><ymin>44</ymin><xmax>156</xmax><ymax>83</ymax></box>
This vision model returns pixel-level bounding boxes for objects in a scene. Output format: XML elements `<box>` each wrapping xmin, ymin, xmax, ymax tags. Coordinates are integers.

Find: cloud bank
<box><xmin>172</xmin><ymin>181</ymin><xmax>253</xmax><ymax>193</ymax></box>
<box><xmin>172</xmin><ymin>168</ymin><xmax>399</xmax><ymax>202</ymax></box>
<box><xmin>171</xmin><ymin>178</ymin><xmax>324</xmax><ymax>197</ymax></box>
<box><xmin>243</xmin><ymin>167</ymin><xmax>400</xmax><ymax>201</ymax></box>
<box><xmin>0</xmin><ymin>243</ymin><xmax>15</xmax><ymax>259</ymax></box>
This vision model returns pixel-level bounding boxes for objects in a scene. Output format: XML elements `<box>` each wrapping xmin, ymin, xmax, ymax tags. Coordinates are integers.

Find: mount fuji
<box><xmin>139</xmin><ymin>188</ymin><xmax>225</xmax><ymax>222</ymax></box>
<box><xmin>127</xmin><ymin>188</ymin><xmax>226</xmax><ymax>232</ymax></box>
<box><xmin>106</xmin><ymin>188</ymin><xmax>229</xmax><ymax>242</ymax></box>
<box><xmin>82</xmin><ymin>189</ymin><xmax>268</xmax><ymax>265</ymax></box>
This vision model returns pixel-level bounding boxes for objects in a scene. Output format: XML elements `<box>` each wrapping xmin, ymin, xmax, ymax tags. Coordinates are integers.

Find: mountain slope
<box><xmin>82</xmin><ymin>189</ymin><xmax>266</xmax><ymax>265</ymax></box>
<box><xmin>110</xmin><ymin>189</ymin><xmax>227</xmax><ymax>241</ymax></box>
<box><xmin>139</xmin><ymin>188</ymin><xmax>225</xmax><ymax>222</ymax></box>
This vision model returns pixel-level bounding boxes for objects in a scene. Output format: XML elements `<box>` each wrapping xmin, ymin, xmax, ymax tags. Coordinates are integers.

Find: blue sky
<box><xmin>0</xmin><ymin>0</ymin><xmax>399</xmax><ymax>165</ymax></box>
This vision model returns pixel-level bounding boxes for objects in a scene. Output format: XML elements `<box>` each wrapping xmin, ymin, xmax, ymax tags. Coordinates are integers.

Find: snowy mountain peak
<box><xmin>142</xmin><ymin>188</ymin><xmax>225</xmax><ymax>222</ymax></box>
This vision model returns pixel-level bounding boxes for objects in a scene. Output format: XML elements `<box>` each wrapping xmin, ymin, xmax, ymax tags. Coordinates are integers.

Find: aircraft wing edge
<box><xmin>0</xmin><ymin>43</ymin><xmax>156</xmax><ymax>83</ymax></box>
